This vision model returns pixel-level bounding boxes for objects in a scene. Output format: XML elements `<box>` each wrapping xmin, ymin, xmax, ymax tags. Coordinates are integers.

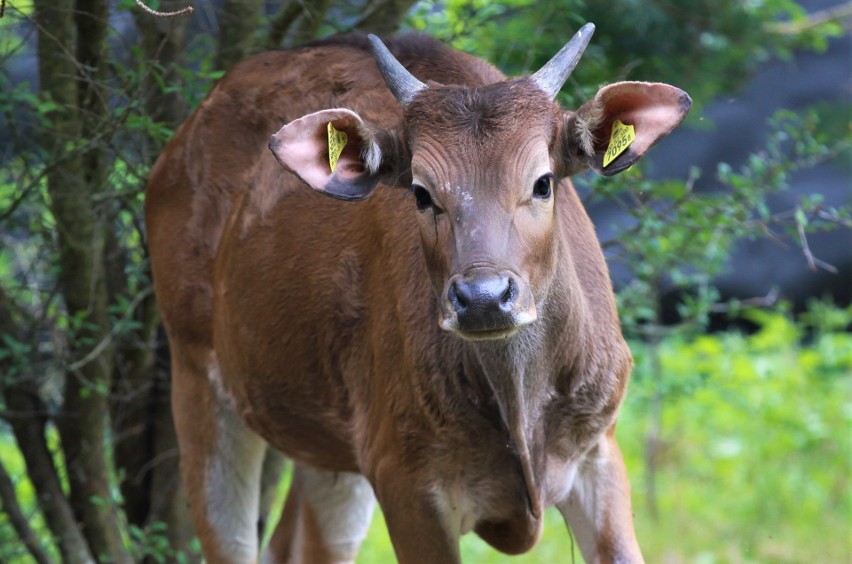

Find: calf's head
<box><xmin>269</xmin><ymin>24</ymin><xmax>691</xmax><ymax>341</ymax></box>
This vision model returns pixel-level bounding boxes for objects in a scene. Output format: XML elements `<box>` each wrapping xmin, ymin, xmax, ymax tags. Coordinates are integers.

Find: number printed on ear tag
<box><xmin>328</xmin><ymin>122</ymin><xmax>348</xmax><ymax>173</ymax></box>
<box><xmin>603</xmin><ymin>120</ymin><xmax>635</xmax><ymax>168</ymax></box>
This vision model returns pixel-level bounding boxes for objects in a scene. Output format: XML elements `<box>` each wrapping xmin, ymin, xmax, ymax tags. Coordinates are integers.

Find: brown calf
<box><xmin>145</xmin><ymin>24</ymin><xmax>690</xmax><ymax>563</ymax></box>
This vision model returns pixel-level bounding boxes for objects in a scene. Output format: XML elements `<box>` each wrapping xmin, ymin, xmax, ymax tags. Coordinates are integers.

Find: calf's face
<box><xmin>405</xmin><ymin>81</ymin><xmax>562</xmax><ymax>339</ymax></box>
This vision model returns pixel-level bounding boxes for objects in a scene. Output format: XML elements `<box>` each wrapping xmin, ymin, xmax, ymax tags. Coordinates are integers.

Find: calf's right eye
<box><xmin>533</xmin><ymin>173</ymin><xmax>555</xmax><ymax>199</ymax></box>
<box><xmin>412</xmin><ymin>185</ymin><xmax>434</xmax><ymax>211</ymax></box>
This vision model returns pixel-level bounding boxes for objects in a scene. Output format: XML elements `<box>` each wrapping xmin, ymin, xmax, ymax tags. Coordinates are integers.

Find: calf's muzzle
<box><xmin>441</xmin><ymin>270</ymin><xmax>537</xmax><ymax>338</ymax></box>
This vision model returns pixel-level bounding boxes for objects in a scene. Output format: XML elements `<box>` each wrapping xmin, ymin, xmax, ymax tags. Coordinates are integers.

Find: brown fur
<box><xmin>144</xmin><ymin>32</ymin><xmax>687</xmax><ymax>563</ymax></box>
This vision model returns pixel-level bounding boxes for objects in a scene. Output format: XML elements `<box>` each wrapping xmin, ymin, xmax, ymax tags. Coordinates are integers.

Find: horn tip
<box><xmin>367</xmin><ymin>34</ymin><xmax>385</xmax><ymax>50</ymax></box>
<box><xmin>580</xmin><ymin>22</ymin><xmax>596</xmax><ymax>35</ymax></box>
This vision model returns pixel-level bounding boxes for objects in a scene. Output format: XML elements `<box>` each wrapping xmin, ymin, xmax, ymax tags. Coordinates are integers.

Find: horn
<box><xmin>531</xmin><ymin>23</ymin><xmax>595</xmax><ymax>100</ymax></box>
<box><xmin>368</xmin><ymin>34</ymin><xmax>427</xmax><ymax>108</ymax></box>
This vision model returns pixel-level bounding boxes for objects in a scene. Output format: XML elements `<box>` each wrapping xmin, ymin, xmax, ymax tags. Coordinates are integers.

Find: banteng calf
<box><xmin>146</xmin><ymin>23</ymin><xmax>690</xmax><ymax>563</ymax></box>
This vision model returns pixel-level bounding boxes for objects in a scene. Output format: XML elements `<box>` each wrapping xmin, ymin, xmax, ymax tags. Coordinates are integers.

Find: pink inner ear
<box><xmin>595</xmin><ymin>82</ymin><xmax>691</xmax><ymax>156</ymax></box>
<box><xmin>333</xmin><ymin>123</ymin><xmax>368</xmax><ymax>181</ymax></box>
<box><xmin>269</xmin><ymin>108</ymin><xmax>370</xmax><ymax>191</ymax></box>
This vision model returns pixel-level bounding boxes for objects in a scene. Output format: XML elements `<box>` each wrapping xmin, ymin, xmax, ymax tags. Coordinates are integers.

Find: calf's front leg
<box><xmin>371</xmin><ymin>461</ymin><xmax>461</xmax><ymax>564</ymax></box>
<box><xmin>171</xmin><ymin>349</ymin><xmax>267</xmax><ymax>563</ymax></box>
<box><xmin>557</xmin><ymin>426</ymin><xmax>644</xmax><ymax>564</ymax></box>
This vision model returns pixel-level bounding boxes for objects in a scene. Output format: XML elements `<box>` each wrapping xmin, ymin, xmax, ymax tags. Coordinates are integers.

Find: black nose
<box><xmin>448</xmin><ymin>274</ymin><xmax>518</xmax><ymax>330</ymax></box>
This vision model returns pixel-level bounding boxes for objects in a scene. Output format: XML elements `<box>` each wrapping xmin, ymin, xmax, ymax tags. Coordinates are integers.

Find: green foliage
<box><xmin>622</xmin><ymin>305</ymin><xmax>852</xmax><ymax>561</ymax></box>
<box><xmin>0</xmin><ymin>2</ymin><xmax>34</xmax><ymax>56</ymax></box>
<box><xmin>406</xmin><ymin>0</ymin><xmax>842</xmax><ymax>110</ymax></box>
<box><xmin>584</xmin><ymin>109</ymin><xmax>851</xmax><ymax>337</ymax></box>
<box><xmin>127</xmin><ymin>521</ymin><xmax>201</xmax><ymax>564</ymax></box>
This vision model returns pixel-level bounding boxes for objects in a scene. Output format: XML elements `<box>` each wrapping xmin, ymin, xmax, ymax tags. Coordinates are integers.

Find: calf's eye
<box><xmin>533</xmin><ymin>174</ymin><xmax>555</xmax><ymax>199</ymax></box>
<box><xmin>412</xmin><ymin>185</ymin><xmax>434</xmax><ymax>211</ymax></box>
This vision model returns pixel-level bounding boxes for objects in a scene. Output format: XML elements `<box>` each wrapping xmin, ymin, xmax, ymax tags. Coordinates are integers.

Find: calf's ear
<box><xmin>559</xmin><ymin>82</ymin><xmax>691</xmax><ymax>176</ymax></box>
<box><xmin>269</xmin><ymin>108</ymin><xmax>387</xmax><ymax>200</ymax></box>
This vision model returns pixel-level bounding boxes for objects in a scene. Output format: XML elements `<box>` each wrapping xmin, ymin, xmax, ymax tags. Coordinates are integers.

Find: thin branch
<box><xmin>796</xmin><ymin>208</ymin><xmax>839</xmax><ymax>273</ymax></box>
<box><xmin>1</xmin><ymin>0</ymin><xmax>6</xmax><ymax>18</ymax></box>
<box><xmin>709</xmin><ymin>288</ymin><xmax>780</xmax><ymax>312</ymax></box>
<box><xmin>133</xmin><ymin>0</ymin><xmax>193</xmax><ymax>17</ymax></box>
<box><xmin>816</xmin><ymin>209</ymin><xmax>852</xmax><ymax>228</ymax></box>
<box><xmin>66</xmin><ymin>286</ymin><xmax>153</xmax><ymax>372</ymax></box>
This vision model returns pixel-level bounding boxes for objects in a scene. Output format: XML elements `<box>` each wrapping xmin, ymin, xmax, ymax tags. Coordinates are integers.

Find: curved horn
<box><xmin>368</xmin><ymin>34</ymin><xmax>427</xmax><ymax>108</ymax></box>
<box><xmin>531</xmin><ymin>23</ymin><xmax>595</xmax><ymax>100</ymax></box>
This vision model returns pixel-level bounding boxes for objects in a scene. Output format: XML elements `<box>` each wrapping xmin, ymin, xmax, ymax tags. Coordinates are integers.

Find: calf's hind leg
<box><xmin>171</xmin><ymin>346</ymin><xmax>267</xmax><ymax>563</ymax></box>
<box><xmin>263</xmin><ymin>464</ymin><xmax>376</xmax><ymax>564</ymax></box>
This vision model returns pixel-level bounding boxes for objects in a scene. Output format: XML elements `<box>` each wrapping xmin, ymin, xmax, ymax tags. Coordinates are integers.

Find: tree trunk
<box><xmin>125</xmin><ymin>5</ymin><xmax>197</xmax><ymax>554</ymax></box>
<box><xmin>265</xmin><ymin>0</ymin><xmax>304</xmax><ymax>49</ymax></box>
<box><xmin>287</xmin><ymin>0</ymin><xmax>331</xmax><ymax>45</ymax></box>
<box><xmin>146</xmin><ymin>352</ymin><xmax>196</xmax><ymax>558</ymax></box>
<box><xmin>355</xmin><ymin>0</ymin><xmax>418</xmax><ymax>34</ymax></box>
<box><xmin>0</xmin><ymin>459</ymin><xmax>54</xmax><ymax>564</ymax></box>
<box><xmin>35</xmin><ymin>0</ymin><xmax>128</xmax><ymax>561</ymax></box>
<box><xmin>215</xmin><ymin>0</ymin><xmax>265</xmax><ymax>70</ymax></box>
<box><xmin>0</xmin><ymin>290</ymin><xmax>94</xmax><ymax>564</ymax></box>
<box><xmin>2</xmin><ymin>388</ymin><xmax>96</xmax><ymax>564</ymax></box>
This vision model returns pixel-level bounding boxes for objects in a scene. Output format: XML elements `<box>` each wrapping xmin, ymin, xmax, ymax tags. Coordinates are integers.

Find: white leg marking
<box><xmin>300</xmin><ymin>465</ymin><xmax>377</xmax><ymax>560</ymax></box>
<box><xmin>205</xmin><ymin>364</ymin><xmax>267</xmax><ymax>561</ymax></box>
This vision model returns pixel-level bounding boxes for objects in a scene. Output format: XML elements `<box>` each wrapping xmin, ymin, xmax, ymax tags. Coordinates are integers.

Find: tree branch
<box><xmin>289</xmin><ymin>0</ymin><xmax>330</xmax><ymax>43</ymax></box>
<box><xmin>0</xmin><ymin>460</ymin><xmax>54</xmax><ymax>564</ymax></box>
<box><xmin>66</xmin><ymin>286</ymin><xmax>153</xmax><ymax>372</ymax></box>
<box><xmin>265</xmin><ymin>0</ymin><xmax>305</xmax><ymax>49</ymax></box>
<box><xmin>0</xmin><ymin>288</ymin><xmax>94</xmax><ymax>564</ymax></box>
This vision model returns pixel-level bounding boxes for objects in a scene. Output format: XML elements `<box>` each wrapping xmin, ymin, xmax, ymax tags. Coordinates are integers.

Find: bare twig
<box><xmin>1</xmin><ymin>0</ymin><xmax>6</xmax><ymax>18</ymax></box>
<box><xmin>797</xmin><ymin>209</ymin><xmax>817</xmax><ymax>271</ymax></box>
<box><xmin>709</xmin><ymin>288</ymin><xmax>780</xmax><ymax>312</ymax></box>
<box><xmin>796</xmin><ymin>208</ymin><xmax>839</xmax><ymax>273</ymax></box>
<box><xmin>133</xmin><ymin>0</ymin><xmax>193</xmax><ymax>17</ymax></box>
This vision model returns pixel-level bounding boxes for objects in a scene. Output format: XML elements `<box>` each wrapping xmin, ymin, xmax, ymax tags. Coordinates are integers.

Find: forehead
<box><xmin>405</xmin><ymin>78</ymin><xmax>558</xmax><ymax>153</ymax></box>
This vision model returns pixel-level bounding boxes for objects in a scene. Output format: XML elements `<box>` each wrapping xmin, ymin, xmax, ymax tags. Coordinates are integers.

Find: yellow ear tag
<box><xmin>603</xmin><ymin>119</ymin><xmax>636</xmax><ymax>168</ymax></box>
<box><xmin>327</xmin><ymin>122</ymin><xmax>348</xmax><ymax>173</ymax></box>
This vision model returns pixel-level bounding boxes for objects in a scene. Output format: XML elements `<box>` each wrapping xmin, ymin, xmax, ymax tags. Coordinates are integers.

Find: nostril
<box><xmin>500</xmin><ymin>277</ymin><xmax>516</xmax><ymax>305</ymax></box>
<box><xmin>449</xmin><ymin>280</ymin><xmax>470</xmax><ymax>312</ymax></box>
